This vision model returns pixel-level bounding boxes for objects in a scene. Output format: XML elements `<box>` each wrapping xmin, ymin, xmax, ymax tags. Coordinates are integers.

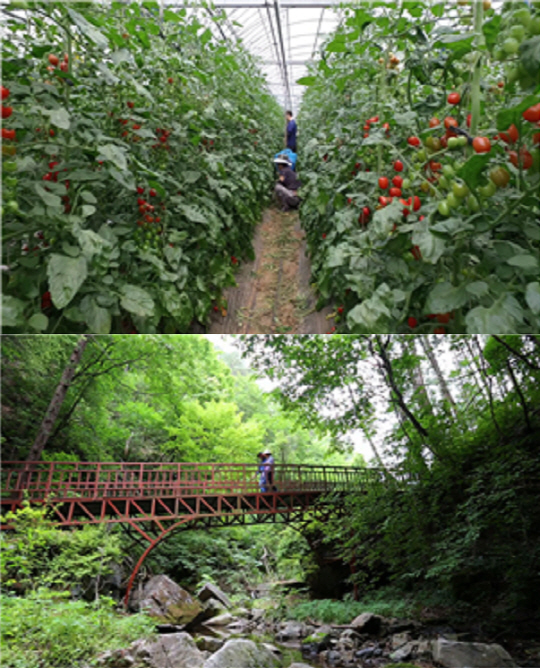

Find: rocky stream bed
<box><xmin>91</xmin><ymin>576</ymin><xmax>538</xmax><ymax>668</ymax></box>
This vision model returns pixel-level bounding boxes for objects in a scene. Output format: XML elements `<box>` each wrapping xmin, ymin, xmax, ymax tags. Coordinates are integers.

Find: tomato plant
<box><xmin>297</xmin><ymin>0</ymin><xmax>540</xmax><ymax>333</ymax></box>
<box><xmin>2</xmin><ymin>2</ymin><xmax>282</xmax><ymax>333</ymax></box>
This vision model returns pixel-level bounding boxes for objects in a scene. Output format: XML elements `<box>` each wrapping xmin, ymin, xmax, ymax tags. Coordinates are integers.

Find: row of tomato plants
<box><xmin>298</xmin><ymin>0</ymin><xmax>540</xmax><ymax>334</ymax></box>
<box><xmin>2</xmin><ymin>1</ymin><xmax>282</xmax><ymax>333</ymax></box>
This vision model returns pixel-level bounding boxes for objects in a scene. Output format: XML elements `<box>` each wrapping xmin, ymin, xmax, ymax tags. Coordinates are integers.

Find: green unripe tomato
<box><xmin>530</xmin><ymin>16</ymin><xmax>540</xmax><ymax>34</ymax></box>
<box><xmin>503</xmin><ymin>37</ymin><xmax>520</xmax><ymax>54</ymax></box>
<box><xmin>448</xmin><ymin>137</ymin><xmax>460</xmax><ymax>149</ymax></box>
<box><xmin>447</xmin><ymin>192</ymin><xmax>460</xmax><ymax>209</ymax></box>
<box><xmin>452</xmin><ymin>180</ymin><xmax>469</xmax><ymax>198</ymax></box>
<box><xmin>4</xmin><ymin>177</ymin><xmax>17</xmax><ymax>188</ymax></box>
<box><xmin>467</xmin><ymin>194</ymin><xmax>480</xmax><ymax>212</ymax></box>
<box><xmin>438</xmin><ymin>175</ymin><xmax>450</xmax><ymax>189</ymax></box>
<box><xmin>3</xmin><ymin>189</ymin><xmax>15</xmax><ymax>200</ymax></box>
<box><xmin>417</xmin><ymin>148</ymin><xmax>427</xmax><ymax>161</ymax></box>
<box><xmin>509</xmin><ymin>24</ymin><xmax>526</xmax><ymax>40</ymax></box>
<box><xmin>455</xmin><ymin>77</ymin><xmax>464</xmax><ymax>85</ymax></box>
<box><xmin>442</xmin><ymin>164</ymin><xmax>455</xmax><ymax>178</ymax></box>
<box><xmin>457</xmin><ymin>136</ymin><xmax>468</xmax><ymax>147</ymax></box>
<box><xmin>438</xmin><ymin>200</ymin><xmax>450</xmax><ymax>216</ymax></box>
<box><xmin>494</xmin><ymin>47</ymin><xmax>507</xmax><ymax>61</ymax></box>
<box><xmin>3</xmin><ymin>161</ymin><xmax>17</xmax><ymax>173</ymax></box>
<box><xmin>5</xmin><ymin>200</ymin><xmax>19</xmax><ymax>213</ymax></box>
<box><xmin>506</xmin><ymin>65</ymin><xmax>519</xmax><ymax>83</ymax></box>
<box><xmin>479</xmin><ymin>180</ymin><xmax>497</xmax><ymax>197</ymax></box>
<box><xmin>402</xmin><ymin>178</ymin><xmax>411</xmax><ymax>189</ymax></box>
<box><xmin>513</xmin><ymin>7</ymin><xmax>531</xmax><ymax>27</ymax></box>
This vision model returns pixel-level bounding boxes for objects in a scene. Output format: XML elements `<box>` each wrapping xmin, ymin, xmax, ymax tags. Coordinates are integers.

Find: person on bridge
<box><xmin>257</xmin><ymin>452</ymin><xmax>267</xmax><ymax>493</ymax></box>
<box><xmin>262</xmin><ymin>449</ymin><xmax>277</xmax><ymax>492</ymax></box>
<box><xmin>274</xmin><ymin>157</ymin><xmax>302</xmax><ymax>213</ymax></box>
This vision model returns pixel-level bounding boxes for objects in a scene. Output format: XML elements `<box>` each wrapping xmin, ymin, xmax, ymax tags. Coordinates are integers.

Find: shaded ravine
<box><xmin>208</xmin><ymin>208</ymin><xmax>333</xmax><ymax>334</ymax></box>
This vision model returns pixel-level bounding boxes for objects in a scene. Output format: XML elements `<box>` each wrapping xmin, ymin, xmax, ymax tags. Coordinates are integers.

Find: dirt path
<box><xmin>208</xmin><ymin>208</ymin><xmax>333</xmax><ymax>334</ymax></box>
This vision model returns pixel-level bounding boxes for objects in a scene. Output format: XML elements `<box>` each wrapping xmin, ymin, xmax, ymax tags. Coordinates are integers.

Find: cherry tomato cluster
<box><xmin>151</xmin><ymin>127</ymin><xmax>172</xmax><ymax>150</ymax></box>
<box><xmin>133</xmin><ymin>186</ymin><xmax>165</xmax><ymax>251</ymax></box>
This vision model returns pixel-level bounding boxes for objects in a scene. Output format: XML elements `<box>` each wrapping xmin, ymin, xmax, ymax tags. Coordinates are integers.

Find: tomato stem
<box><xmin>469</xmin><ymin>1</ymin><xmax>484</xmax><ymax>144</ymax></box>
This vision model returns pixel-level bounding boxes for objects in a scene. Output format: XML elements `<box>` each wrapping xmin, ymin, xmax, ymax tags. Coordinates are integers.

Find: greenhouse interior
<box><xmin>1</xmin><ymin>0</ymin><xmax>539</xmax><ymax>334</ymax></box>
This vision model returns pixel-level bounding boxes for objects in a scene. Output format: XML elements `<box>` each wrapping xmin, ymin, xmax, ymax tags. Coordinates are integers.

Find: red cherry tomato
<box><xmin>509</xmin><ymin>148</ymin><xmax>533</xmax><ymax>170</ymax></box>
<box><xmin>429</xmin><ymin>117</ymin><xmax>440</xmax><ymax>128</ymax></box>
<box><xmin>523</xmin><ymin>103</ymin><xmax>540</xmax><ymax>123</ymax></box>
<box><xmin>411</xmin><ymin>245</ymin><xmax>422</xmax><ymax>261</ymax></box>
<box><xmin>1</xmin><ymin>128</ymin><xmax>16</xmax><ymax>140</ymax></box>
<box><xmin>149</xmin><ymin>188</ymin><xmax>157</xmax><ymax>197</ymax></box>
<box><xmin>472</xmin><ymin>136</ymin><xmax>491</xmax><ymax>153</ymax></box>
<box><xmin>392</xmin><ymin>176</ymin><xmax>403</xmax><ymax>188</ymax></box>
<box><xmin>407</xmin><ymin>136</ymin><xmax>421</xmax><ymax>147</ymax></box>
<box><xmin>499</xmin><ymin>124</ymin><xmax>519</xmax><ymax>144</ymax></box>
<box><xmin>444</xmin><ymin>116</ymin><xmax>458</xmax><ymax>130</ymax></box>
<box><xmin>407</xmin><ymin>317</ymin><xmax>418</xmax><ymax>328</ymax></box>
<box><xmin>137</xmin><ymin>186</ymin><xmax>145</xmax><ymax>195</ymax></box>
<box><xmin>1</xmin><ymin>105</ymin><xmax>13</xmax><ymax>119</ymax></box>
<box><xmin>1</xmin><ymin>86</ymin><xmax>9</xmax><ymax>100</ymax></box>
<box><xmin>378</xmin><ymin>176</ymin><xmax>389</xmax><ymax>189</ymax></box>
<box><xmin>168</xmin><ymin>77</ymin><xmax>174</xmax><ymax>84</ymax></box>
<box><xmin>437</xmin><ymin>313</ymin><xmax>451</xmax><ymax>324</ymax></box>
<box><xmin>393</xmin><ymin>160</ymin><xmax>404</xmax><ymax>172</ymax></box>
<box><xmin>48</xmin><ymin>54</ymin><xmax>59</xmax><ymax>66</ymax></box>
<box><xmin>447</xmin><ymin>92</ymin><xmax>461</xmax><ymax>105</ymax></box>
<box><xmin>433</xmin><ymin>327</ymin><xmax>446</xmax><ymax>334</ymax></box>
<box><xmin>127</xmin><ymin>101</ymin><xmax>135</xmax><ymax>109</ymax></box>
<box><xmin>412</xmin><ymin>195</ymin><xmax>421</xmax><ymax>212</ymax></box>
<box><xmin>466</xmin><ymin>113</ymin><xmax>472</xmax><ymax>128</ymax></box>
<box><xmin>60</xmin><ymin>61</ymin><xmax>68</xmax><ymax>72</ymax></box>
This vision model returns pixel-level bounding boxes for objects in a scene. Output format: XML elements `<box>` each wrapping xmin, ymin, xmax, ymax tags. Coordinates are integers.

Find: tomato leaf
<box><xmin>465</xmin><ymin>294</ymin><xmax>524</xmax><ymax>333</ymax></box>
<box><xmin>519</xmin><ymin>36</ymin><xmax>540</xmax><ymax>77</ymax></box>
<box><xmin>119</xmin><ymin>284</ymin><xmax>155</xmax><ymax>317</ymax></box>
<box><xmin>47</xmin><ymin>254</ymin><xmax>88</xmax><ymax>309</ymax></box>
<box><xmin>79</xmin><ymin>296</ymin><xmax>112</xmax><ymax>334</ymax></box>
<box><xmin>496</xmin><ymin>94</ymin><xmax>540</xmax><ymax>130</ymax></box>
<box><xmin>2</xmin><ymin>296</ymin><xmax>26</xmax><ymax>328</ymax></box>
<box><xmin>456</xmin><ymin>154</ymin><xmax>491</xmax><ymax>189</ymax></box>
<box><xmin>507</xmin><ymin>254</ymin><xmax>539</xmax><ymax>271</ymax></box>
<box><xmin>27</xmin><ymin>313</ymin><xmax>49</xmax><ymax>332</ymax></box>
<box><xmin>525</xmin><ymin>282</ymin><xmax>540</xmax><ymax>315</ymax></box>
<box><xmin>67</xmin><ymin>8</ymin><xmax>109</xmax><ymax>49</ymax></box>
<box><xmin>297</xmin><ymin>76</ymin><xmax>317</xmax><ymax>86</ymax></box>
<box><xmin>34</xmin><ymin>183</ymin><xmax>62</xmax><ymax>208</ymax></box>
<box><xmin>97</xmin><ymin>144</ymin><xmax>128</xmax><ymax>171</ymax></box>
<box><xmin>425</xmin><ymin>281</ymin><xmax>469</xmax><ymax>313</ymax></box>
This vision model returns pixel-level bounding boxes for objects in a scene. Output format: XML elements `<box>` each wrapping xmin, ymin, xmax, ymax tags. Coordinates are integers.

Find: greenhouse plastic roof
<box><xmin>167</xmin><ymin>1</ymin><xmax>343</xmax><ymax>112</ymax></box>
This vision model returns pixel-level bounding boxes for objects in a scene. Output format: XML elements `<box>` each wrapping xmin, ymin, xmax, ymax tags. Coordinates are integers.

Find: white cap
<box><xmin>262</xmin><ymin>449</ymin><xmax>271</xmax><ymax>455</ymax></box>
<box><xmin>274</xmin><ymin>157</ymin><xmax>291</xmax><ymax>166</ymax></box>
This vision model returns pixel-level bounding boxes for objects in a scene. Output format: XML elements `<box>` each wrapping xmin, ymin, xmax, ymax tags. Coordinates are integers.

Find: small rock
<box><xmin>205</xmin><ymin>613</ymin><xmax>235</xmax><ymax>626</ymax></box>
<box><xmin>390</xmin><ymin>642</ymin><xmax>414</xmax><ymax>662</ymax></box>
<box><xmin>196</xmin><ymin>636</ymin><xmax>225</xmax><ymax>652</ymax></box>
<box><xmin>196</xmin><ymin>583</ymin><xmax>232</xmax><ymax>609</ymax></box>
<box><xmin>203</xmin><ymin>638</ymin><xmax>278</xmax><ymax>668</ymax></box>
<box><xmin>391</xmin><ymin>632</ymin><xmax>411</xmax><ymax>650</ymax></box>
<box><xmin>415</xmin><ymin>639</ymin><xmax>433</xmax><ymax>660</ymax></box>
<box><xmin>354</xmin><ymin>646</ymin><xmax>375</xmax><ymax>659</ymax></box>
<box><xmin>262</xmin><ymin>643</ymin><xmax>282</xmax><ymax>656</ymax></box>
<box><xmin>350</xmin><ymin>612</ymin><xmax>384</xmax><ymax>635</ymax></box>
<box><xmin>323</xmin><ymin>649</ymin><xmax>342</xmax><ymax>665</ymax></box>
<box><xmin>433</xmin><ymin>638</ymin><xmax>518</xmax><ymax>668</ymax></box>
<box><xmin>288</xmin><ymin>664</ymin><xmax>316</xmax><ymax>668</ymax></box>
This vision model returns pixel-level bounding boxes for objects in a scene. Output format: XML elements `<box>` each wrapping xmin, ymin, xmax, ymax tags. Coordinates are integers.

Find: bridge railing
<box><xmin>0</xmin><ymin>461</ymin><xmax>386</xmax><ymax>503</ymax></box>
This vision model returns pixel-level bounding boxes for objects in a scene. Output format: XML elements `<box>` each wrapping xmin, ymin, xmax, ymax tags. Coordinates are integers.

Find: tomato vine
<box><xmin>298</xmin><ymin>0</ymin><xmax>540</xmax><ymax>333</ymax></box>
<box><xmin>2</xmin><ymin>1</ymin><xmax>282</xmax><ymax>333</ymax></box>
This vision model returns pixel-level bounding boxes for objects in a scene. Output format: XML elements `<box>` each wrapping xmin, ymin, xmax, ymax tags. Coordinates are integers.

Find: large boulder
<box><xmin>136</xmin><ymin>575</ymin><xmax>203</xmax><ymax>625</ymax></box>
<box><xmin>203</xmin><ymin>612</ymin><xmax>235</xmax><ymax>626</ymax></box>
<box><xmin>196</xmin><ymin>583</ymin><xmax>232</xmax><ymax>609</ymax></box>
<box><xmin>203</xmin><ymin>639</ymin><xmax>279</xmax><ymax>668</ymax></box>
<box><xmin>201</xmin><ymin>597</ymin><xmax>227</xmax><ymax>620</ymax></box>
<box><xmin>276</xmin><ymin>620</ymin><xmax>312</xmax><ymax>641</ymax></box>
<box><xmin>433</xmin><ymin>638</ymin><xmax>518</xmax><ymax>668</ymax></box>
<box><xmin>350</xmin><ymin>612</ymin><xmax>385</xmax><ymax>635</ymax></box>
<box><xmin>96</xmin><ymin>632</ymin><xmax>205</xmax><ymax>668</ymax></box>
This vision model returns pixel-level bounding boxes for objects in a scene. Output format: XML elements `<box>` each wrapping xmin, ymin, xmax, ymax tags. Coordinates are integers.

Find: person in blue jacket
<box><xmin>285</xmin><ymin>111</ymin><xmax>297</xmax><ymax>153</ymax></box>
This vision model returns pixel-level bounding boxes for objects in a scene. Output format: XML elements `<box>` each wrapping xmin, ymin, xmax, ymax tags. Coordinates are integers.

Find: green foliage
<box><xmin>297</xmin><ymin>2</ymin><xmax>540</xmax><ymax>334</ymax></box>
<box><xmin>0</xmin><ymin>590</ymin><xmax>155</xmax><ymax>668</ymax></box>
<box><xmin>1</xmin><ymin>503</ymin><xmax>121</xmax><ymax>593</ymax></box>
<box><xmin>285</xmin><ymin>593</ymin><xmax>415</xmax><ymax>624</ymax></box>
<box><xmin>1</xmin><ymin>2</ymin><xmax>283</xmax><ymax>334</ymax></box>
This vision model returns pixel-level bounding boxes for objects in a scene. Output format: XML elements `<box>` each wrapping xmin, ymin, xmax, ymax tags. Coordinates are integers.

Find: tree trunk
<box><xmin>409</xmin><ymin>338</ymin><xmax>434</xmax><ymax>416</ymax></box>
<box><xmin>420</xmin><ymin>336</ymin><xmax>458</xmax><ymax>417</ymax></box>
<box><xmin>468</xmin><ymin>336</ymin><xmax>503</xmax><ymax>439</ymax></box>
<box><xmin>505</xmin><ymin>360</ymin><xmax>532</xmax><ymax>432</ymax></box>
<box><xmin>26</xmin><ymin>335</ymin><xmax>91</xmax><ymax>462</ymax></box>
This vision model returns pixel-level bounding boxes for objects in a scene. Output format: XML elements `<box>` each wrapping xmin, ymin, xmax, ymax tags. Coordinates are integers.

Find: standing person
<box><xmin>274</xmin><ymin>157</ymin><xmax>302</xmax><ymax>212</ymax></box>
<box><xmin>285</xmin><ymin>111</ymin><xmax>297</xmax><ymax>153</ymax></box>
<box><xmin>262</xmin><ymin>449</ymin><xmax>277</xmax><ymax>492</ymax></box>
<box><xmin>257</xmin><ymin>452</ymin><xmax>267</xmax><ymax>493</ymax></box>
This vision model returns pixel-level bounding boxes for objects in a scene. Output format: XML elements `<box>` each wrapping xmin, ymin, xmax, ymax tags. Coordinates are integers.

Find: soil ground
<box><xmin>208</xmin><ymin>208</ymin><xmax>333</xmax><ymax>334</ymax></box>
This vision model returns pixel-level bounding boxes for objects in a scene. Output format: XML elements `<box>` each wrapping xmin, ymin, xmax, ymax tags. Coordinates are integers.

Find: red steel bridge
<box><xmin>1</xmin><ymin>461</ymin><xmax>385</xmax><ymax>603</ymax></box>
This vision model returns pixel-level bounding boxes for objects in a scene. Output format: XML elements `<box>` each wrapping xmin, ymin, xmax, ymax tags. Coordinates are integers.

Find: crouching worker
<box><xmin>274</xmin><ymin>156</ymin><xmax>302</xmax><ymax>212</ymax></box>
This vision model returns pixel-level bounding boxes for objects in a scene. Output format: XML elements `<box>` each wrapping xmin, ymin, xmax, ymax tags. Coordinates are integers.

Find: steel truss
<box><xmin>1</xmin><ymin>460</ymin><xmax>385</xmax><ymax>604</ymax></box>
